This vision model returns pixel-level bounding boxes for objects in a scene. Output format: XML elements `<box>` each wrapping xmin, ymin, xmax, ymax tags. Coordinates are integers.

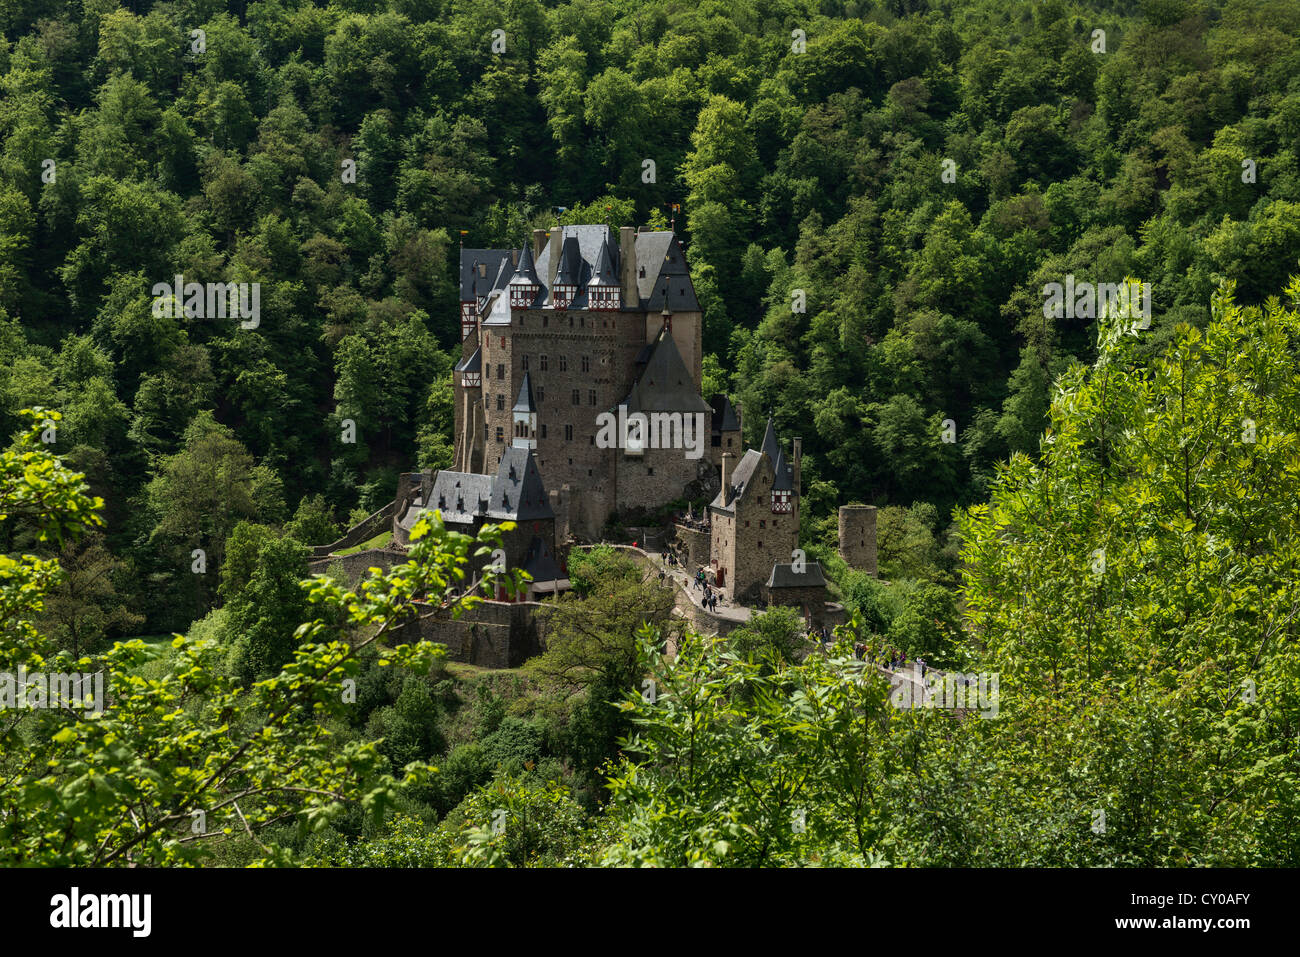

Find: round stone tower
<box><xmin>838</xmin><ymin>505</ymin><xmax>878</xmax><ymax>577</ymax></box>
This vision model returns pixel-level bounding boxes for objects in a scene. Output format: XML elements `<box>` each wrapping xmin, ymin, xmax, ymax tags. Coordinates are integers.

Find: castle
<box><xmin>345</xmin><ymin>224</ymin><xmax>879</xmax><ymax>647</ymax></box>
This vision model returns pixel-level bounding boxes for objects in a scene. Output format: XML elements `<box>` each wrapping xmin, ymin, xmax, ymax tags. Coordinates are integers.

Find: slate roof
<box><xmin>513</xmin><ymin>372</ymin><xmax>537</xmax><ymax>412</ymax></box>
<box><xmin>554</xmin><ymin>236</ymin><xmax>585</xmax><ymax>285</ymax></box>
<box><xmin>710</xmin><ymin>448</ymin><xmax>762</xmax><ymax>513</ymax></box>
<box><xmin>459</xmin><ymin>249</ymin><xmax>514</xmax><ymax>301</ymax></box>
<box><xmin>711</xmin><ymin>395</ymin><xmax>740</xmax><ymax>433</ymax></box>
<box><xmin>766</xmin><ymin>562</ymin><xmax>827</xmax><ymax>589</ymax></box>
<box><xmin>621</xmin><ymin>330</ymin><xmax>711</xmax><ymax>415</ymax></box>
<box><xmin>588</xmin><ymin>237</ymin><xmax>619</xmax><ymax>287</ymax></box>
<box><xmin>462</xmin><ymin>227</ymin><xmax>697</xmax><ymax>312</ymax></box>
<box><xmin>417</xmin><ymin>449</ymin><xmax>554</xmax><ymax>526</ymax></box>
<box><xmin>761</xmin><ymin>417</ymin><xmax>794</xmax><ymax>491</ymax></box>
<box><xmin>424</xmin><ymin>472</ymin><xmax>494</xmax><ymax>525</ymax></box>
<box><xmin>509</xmin><ymin>243</ymin><xmax>540</xmax><ymax>285</ymax></box>
<box><xmin>636</xmin><ymin>232</ymin><xmax>699</xmax><ymax>312</ymax></box>
<box><xmin>536</xmin><ymin>225</ymin><xmax>616</xmax><ymax>290</ymax></box>
<box><xmin>455</xmin><ymin>347</ymin><xmax>481</xmax><ymax>374</ymax></box>
<box><xmin>489</xmin><ymin>447</ymin><xmax>553</xmax><ymax>521</ymax></box>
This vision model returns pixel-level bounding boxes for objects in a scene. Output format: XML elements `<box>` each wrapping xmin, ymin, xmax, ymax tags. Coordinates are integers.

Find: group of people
<box><xmin>657</xmin><ymin>554</ymin><xmax>722</xmax><ymax>613</ymax></box>
<box><xmin>837</xmin><ymin>641</ymin><xmax>929</xmax><ymax>675</ymax></box>
<box><xmin>693</xmin><ymin>568</ymin><xmax>720</xmax><ymax>612</ymax></box>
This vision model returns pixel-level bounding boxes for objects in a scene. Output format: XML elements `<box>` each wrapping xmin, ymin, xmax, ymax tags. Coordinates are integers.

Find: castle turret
<box><xmin>508</xmin><ymin>244</ymin><xmax>543</xmax><ymax>308</ymax></box>
<box><xmin>588</xmin><ymin>236</ymin><xmax>621</xmax><ymax>310</ymax></box>
<box><xmin>512</xmin><ymin>372</ymin><xmax>538</xmax><ymax>450</ymax></box>
<box><xmin>838</xmin><ymin>505</ymin><xmax>878</xmax><ymax>577</ymax></box>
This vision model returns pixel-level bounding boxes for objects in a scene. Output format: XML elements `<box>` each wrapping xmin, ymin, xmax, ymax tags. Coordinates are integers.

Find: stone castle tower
<box><xmin>453</xmin><ymin>225</ymin><xmax>713</xmax><ymax>539</ymax></box>
<box><xmin>838</xmin><ymin>504</ymin><xmax>878</xmax><ymax>577</ymax></box>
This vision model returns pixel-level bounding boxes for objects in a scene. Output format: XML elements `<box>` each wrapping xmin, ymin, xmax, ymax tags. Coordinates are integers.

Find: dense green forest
<box><xmin>2</xmin><ymin>0</ymin><xmax>1300</xmax><ymax>866</ymax></box>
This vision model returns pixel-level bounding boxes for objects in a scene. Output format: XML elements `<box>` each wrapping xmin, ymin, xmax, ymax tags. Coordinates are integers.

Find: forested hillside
<box><xmin>3</xmin><ymin>0</ymin><xmax>1298</xmax><ymax>632</ymax></box>
<box><xmin>2</xmin><ymin>0</ymin><xmax>1300</xmax><ymax>868</ymax></box>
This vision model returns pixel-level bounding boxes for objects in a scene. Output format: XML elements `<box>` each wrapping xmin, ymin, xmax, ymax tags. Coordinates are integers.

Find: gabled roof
<box><xmin>622</xmin><ymin>329</ymin><xmax>711</xmax><ymax>414</ymax></box>
<box><xmin>490</xmin><ymin>447</ymin><xmax>553</xmax><ymax>521</ymax></box>
<box><xmin>635</xmin><ymin>232</ymin><xmax>699</xmax><ymax>312</ymax></box>
<box><xmin>709</xmin><ymin>448</ymin><xmax>762</xmax><ymax>513</ymax></box>
<box><xmin>420</xmin><ymin>450</ymin><xmax>554</xmax><ymax>526</ymax></box>
<box><xmin>537</xmin><ymin>225</ymin><xmax>616</xmax><ymax>289</ymax></box>
<box><xmin>766</xmin><ymin>562</ymin><xmax>827</xmax><ymax>589</ymax></box>
<box><xmin>460</xmin><ymin>249</ymin><xmax>513</xmax><ymax>301</ymax></box>
<box><xmin>425</xmin><ymin>471</ymin><xmax>495</xmax><ymax>525</ymax></box>
<box><xmin>711</xmin><ymin>395</ymin><xmax>740</xmax><ymax>433</ymax></box>
<box><xmin>513</xmin><ymin>372</ymin><xmax>537</xmax><ymax>413</ymax></box>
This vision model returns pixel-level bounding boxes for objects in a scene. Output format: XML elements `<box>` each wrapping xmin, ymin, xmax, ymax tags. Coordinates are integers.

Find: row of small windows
<box><xmin>485</xmin><ymin>422</ymin><xmax>591</xmax><ymax>444</ymax></box>
<box><xmin>571</xmin><ymin>389</ymin><xmax>597</xmax><ymax>405</ymax></box>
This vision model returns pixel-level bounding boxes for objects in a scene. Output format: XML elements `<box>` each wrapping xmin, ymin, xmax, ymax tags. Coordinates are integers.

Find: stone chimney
<box><xmin>619</xmin><ymin>226</ymin><xmax>637</xmax><ymax>307</ymax></box>
<box><xmin>721</xmin><ymin>451</ymin><xmax>735</xmax><ymax>504</ymax></box>
<box><xmin>548</xmin><ymin>226</ymin><xmax>562</xmax><ymax>288</ymax></box>
<box><xmin>531</xmin><ymin>228</ymin><xmax>547</xmax><ymax>260</ymax></box>
<box><xmin>792</xmin><ymin>437</ymin><xmax>802</xmax><ymax>530</ymax></box>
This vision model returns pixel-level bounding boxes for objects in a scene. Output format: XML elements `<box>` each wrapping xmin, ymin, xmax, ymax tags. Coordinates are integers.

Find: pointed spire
<box><xmin>513</xmin><ymin>371</ymin><xmax>537</xmax><ymax>412</ymax></box>
<box><xmin>761</xmin><ymin>415</ymin><xmax>795</xmax><ymax>491</ymax></box>
<box><xmin>510</xmin><ymin>243</ymin><xmax>539</xmax><ymax>284</ymax></box>
<box><xmin>556</xmin><ymin>238</ymin><xmax>581</xmax><ymax>285</ymax></box>
<box><xmin>761</xmin><ymin>415</ymin><xmax>782</xmax><ymax>466</ymax></box>
<box><xmin>588</xmin><ymin>236</ymin><xmax>618</xmax><ymax>286</ymax></box>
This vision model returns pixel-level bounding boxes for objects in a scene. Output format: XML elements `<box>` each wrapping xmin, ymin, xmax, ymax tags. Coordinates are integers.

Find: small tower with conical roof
<box><xmin>508</xmin><ymin>244</ymin><xmax>543</xmax><ymax>308</ymax></box>
<box><xmin>587</xmin><ymin>236</ymin><xmax>621</xmax><ymax>311</ymax></box>
<box><xmin>512</xmin><ymin>372</ymin><xmax>538</xmax><ymax>450</ymax></box>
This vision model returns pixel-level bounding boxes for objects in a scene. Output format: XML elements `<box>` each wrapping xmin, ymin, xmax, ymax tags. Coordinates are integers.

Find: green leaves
<box><xmin>0</xmin><ymin>434</ymin><xmax>529</xmax><ymax>866</ymax></box>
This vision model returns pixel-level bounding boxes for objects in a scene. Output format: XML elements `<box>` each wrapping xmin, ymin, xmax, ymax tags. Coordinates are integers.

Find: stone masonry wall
<box><xmin>838</xmin><ymin>505</ymin><xmax>878</xmax><ymax>577</ymax></box>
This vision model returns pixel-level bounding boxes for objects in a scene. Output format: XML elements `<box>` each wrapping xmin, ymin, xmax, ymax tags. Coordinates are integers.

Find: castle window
<box><xmin>537</xmin><ymin>387</ymin><xmax>544</xmax><ymax>402</ymax></box>
<box><xmin>565</xmin><ymin>424</ymin><xmax>573</xmax><ymax>441</ymax></box>
<box><xmin>500</xmin><ymin>337</ymin><xmax>505</xmax><ymax>347</ymax></box>
<box><xmin>589</xmin><ymin>435</ymin><xmax>595</xmax><ymax>445</ymax></box>
<box><xmin>543</xmin><ymin>316</ymin><xmax>549</xmax><ymax>327</ymax></box>
<box><xmin>581</xmin><ymin>356</ymin><xmax>590</xmax><ymax>373</ymax></box>
<box><xmin>588</xmin><ymin>389</ymin><xmax>597</xmax><ymax>405</ymax></box>
<box><xmin>522</xmin><ymin>355</ymin><xmax>528</xmax><ymax>370</ymax></box>
<box><xmin>541</xmin><ymin>424</ymin><xmax>547</xmax><ymax>438</ymax></box>
<box><xmin>495</xmin><ymin>427</ymin><xmax>504</xmax><ymax>443</ymax></box>
<box><xmin>496</xmin><ymin>394</ymin><xmax>504</xmax><ymax>411</ymax></box>
<box><xmin>639</xmin><ymin>266</ymin><xmax>646</xmax><ymax>278</ymax></box>
<box><xmin>588</xmin><ymin>469</ymin><xmax>593</xmax><ymax>476</ymax></box>
<box><xmin>647</xmin><ymin>467</ymin><xmax>655</xmax><ymax>476</ymax></box>
<box><xmin>497</xmin><ymin>363</ymin><xmax>505</xmax><ymax>380</ymax></box>
<box><xmin>757</xmin><ymin>541</ymin><xmax>763</xmax><ymax>548</ymax></box>
<box><xmin>572</xmin><ymin>389</ymin><xmax>580</xmax><ymax>405</ymax></box>
<box><xmin>540</xmin><ymin>354</ymin><xmax>548</xmax><ymax>371</ymax></box>
<box><xmin>558</xmin><ymin>356</ymin><xmax>567</xmax><ymax>372</ymax></box>
<box><xmin>760</xmin><ymin>520</ymin><xmax>765</xmax><ymax>529</ymax></box>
